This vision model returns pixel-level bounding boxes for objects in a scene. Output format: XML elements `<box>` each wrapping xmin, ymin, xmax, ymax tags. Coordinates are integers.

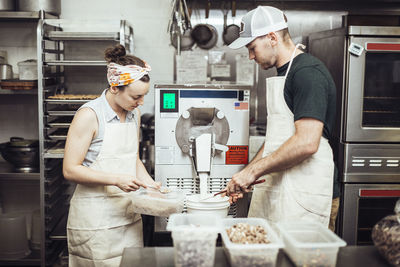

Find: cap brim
<box><xmin>228</xmin><ymin>36</ymin><xmax>256</xmax><ymax>49</ymax></box>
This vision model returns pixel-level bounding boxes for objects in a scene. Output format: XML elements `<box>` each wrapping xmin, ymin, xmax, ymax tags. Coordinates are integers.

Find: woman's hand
<box><xmin>115</xmin><ymin>175</ymin><xmax>147</xmax><ymax>192</ymax></box>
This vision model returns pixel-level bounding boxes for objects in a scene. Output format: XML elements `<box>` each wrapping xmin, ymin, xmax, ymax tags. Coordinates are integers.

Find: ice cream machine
<box><xmin>154</xmin><ymin>84</ymin><xmax>250</xmax><ymax>230</ymax></box>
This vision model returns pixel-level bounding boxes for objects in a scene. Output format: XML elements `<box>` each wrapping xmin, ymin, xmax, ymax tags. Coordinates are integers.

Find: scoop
<box><xmin>200</xmin><ymin>179</ymin><xmax>266</xmax><ymax>201</ymax></box>
<box><xmin>147</xmin><ymin>185</ymin><xmax>171</xmax><ymax>194</ymax></box>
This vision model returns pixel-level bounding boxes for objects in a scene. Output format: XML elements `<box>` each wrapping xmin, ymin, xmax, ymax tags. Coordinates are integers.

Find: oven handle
<box><xmin>366</xmin><ymin>42</ymin><xmax>400</xmax><ymax>52</ymax></box>
<box><xmin>359</xmin><ymin>189</ymin><xmax>400</xmax><ymax>197</ymax></box>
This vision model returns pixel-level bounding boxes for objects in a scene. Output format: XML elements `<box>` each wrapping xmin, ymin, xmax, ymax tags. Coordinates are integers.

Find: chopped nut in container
<box><xmin>221</xmin><ymin>218</ymin><xmax>283</xmax><ymax>267</ymax></box>
<box><xmin>226</xmin><ymin>223</ymin><xmax>270</xmax><ymax>244</ymax></box>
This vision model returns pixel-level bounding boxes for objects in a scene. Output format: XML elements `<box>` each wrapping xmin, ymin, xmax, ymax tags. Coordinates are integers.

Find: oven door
<box><xmin>341</xmin><ymin>183</ymin><xmax>400</xmax><ymax>245</ymax></box>
<box><xmin>344</xmin><ymin>36</ymin><xmax>400</xmax><ymax>142</ymax></box>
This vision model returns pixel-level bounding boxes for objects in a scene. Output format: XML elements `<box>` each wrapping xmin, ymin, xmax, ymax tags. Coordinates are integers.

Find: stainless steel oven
<box><xmin>310</xmin><ymin>26</ymin><xmax>400</xmax><ymax>246</ymax></box>
<box><xmin>340</xmin><ymin>143</ymin><xmax>400</xmax><ymax>245</ymax></box>
<box><xmin>309</xmin><ymin>26</ymin><xmax>400</xmax><ymax>143</ymax></box>
<box><xmin>342</xmin><ymin>183</ymin><xmax>400</xmax><ymax>245</ymax></box>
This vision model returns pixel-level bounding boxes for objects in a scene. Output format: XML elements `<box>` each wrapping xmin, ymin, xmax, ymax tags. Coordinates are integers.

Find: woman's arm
<box><xmin>63</xmin><ymin>107</ymin><xmax>146</xmax><ymax>192</ymax></box>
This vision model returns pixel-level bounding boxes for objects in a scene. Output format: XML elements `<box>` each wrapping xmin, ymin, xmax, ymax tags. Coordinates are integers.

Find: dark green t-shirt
<box><xmin>276</xmin><ymin>53</ymin><xmax>340</xmax><ymax>198</ymax></box>
<box><xmin>277</xmin><ymin>53</ymin><xmax>336</xmax><ymax>139</ymax></box>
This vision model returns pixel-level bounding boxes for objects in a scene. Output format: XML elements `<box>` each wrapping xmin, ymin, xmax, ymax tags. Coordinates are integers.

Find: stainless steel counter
<box><xmin>120</xmin><ymin>246</ymin><xmax>390</xmax><ymax>267</ymax></box>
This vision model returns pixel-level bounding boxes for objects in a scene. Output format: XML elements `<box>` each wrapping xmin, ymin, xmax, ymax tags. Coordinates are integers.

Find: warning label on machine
<box><xmin>226</xmin><ymin>146</ymin><xmax>249</xmax><ymax>165</ymax></box>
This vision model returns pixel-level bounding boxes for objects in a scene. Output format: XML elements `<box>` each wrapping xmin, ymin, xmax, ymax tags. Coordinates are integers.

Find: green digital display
<box><xmin>163</xmin><ymin>93</ymin><xmax>176</xmax><ymax>109</ymax></box>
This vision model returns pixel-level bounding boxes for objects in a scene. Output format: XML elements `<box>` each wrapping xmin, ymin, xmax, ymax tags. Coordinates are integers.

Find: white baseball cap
<box><xmin>229</xmin><ymin>6</ymin><xmax>288</xmax><ymax>49</ymax></box>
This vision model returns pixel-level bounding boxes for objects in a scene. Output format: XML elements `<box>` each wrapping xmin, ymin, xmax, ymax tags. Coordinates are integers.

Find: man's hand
<box><xmin>227</xmin><ymin>167</ymin><xmax>257</xmax><ymax>194</ymax></box>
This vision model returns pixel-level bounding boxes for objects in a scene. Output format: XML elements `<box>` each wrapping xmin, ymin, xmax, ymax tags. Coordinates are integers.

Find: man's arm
<box><xmin>226</xmin><ymin>118</ymin><xmax>324</xmax><ymax>194</ymax></box>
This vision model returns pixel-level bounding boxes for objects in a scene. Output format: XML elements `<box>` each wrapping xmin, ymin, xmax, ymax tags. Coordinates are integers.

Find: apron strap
<box><xmin>284</xmin><ymin>43</ymin><xmax>306</xmax><ymax>79</ymax></box>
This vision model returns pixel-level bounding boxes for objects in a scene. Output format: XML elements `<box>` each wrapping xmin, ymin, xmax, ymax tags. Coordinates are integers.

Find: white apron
<box><xmin>248</xmin><ymin>44</ymin><xmax>334</xmax><ymax>227</ymax></box>
<box><xmin>67</xmin><ymin>109</ymin><xmax>143</xmax><ymax>267</ymax></box>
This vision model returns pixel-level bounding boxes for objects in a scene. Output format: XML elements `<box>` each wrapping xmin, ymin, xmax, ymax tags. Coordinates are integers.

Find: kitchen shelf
<box><xmin>0</xmin><ymin>250</ymin><xmax>41</xmax><ymax>266</ymax></box>
<box><xmin>45</xmin><ymin>60</ymin><xmax>107</xmax><ymax>66</ymax></box>
<box><xmin>0</xmin><ymin>162</ymin><xmax>39</xmax><ymax>180</ymax></box>
<box><xmin>45</xmin><ymin>99</ymin><xmax>91</xmax><ymax>104</ymax></box>
<box><xmin>0</xmin><ymin>11</ymin><xmax>57</xmax><ymax>20</ymax></box>
<box><xmin>49</xmin><ymin>214</ymin><xmax>68</xmax><ymax>240</ymax></box>
<box><xmin>0</xmin><ymin>88</ymin><xmax>37</xmax><ymax>95</ymax></box>
<box><xmin>44</xmin><ymin>152</ymin><xmax>64</xmax><ymax>159</ymax></box>
<box><xmin>47</xmin><ymin>110</ymin><xmax>76</xmax><ymax>116</ymax></box>
<box><xmin>46</xmin><ymin>31</ymin><xmax>119</xmax><ymax>41</ymax></box>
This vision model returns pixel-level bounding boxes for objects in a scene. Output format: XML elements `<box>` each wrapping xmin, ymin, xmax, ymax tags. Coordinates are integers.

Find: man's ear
<box><xmin>268</xmin><ymin>32</ymin><xmax>279</xmax><ymax>47</ymax></box>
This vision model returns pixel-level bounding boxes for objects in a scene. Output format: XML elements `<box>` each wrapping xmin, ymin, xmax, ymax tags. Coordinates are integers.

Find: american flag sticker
<box><xmin>234</xmin><ymin>102</ymin><xmax>249</xmax><ymax>110</ymax></box>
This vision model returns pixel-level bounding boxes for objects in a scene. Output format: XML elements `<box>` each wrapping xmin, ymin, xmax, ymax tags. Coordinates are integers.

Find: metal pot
<box><xmin>0</xmin><ymin>64</ymin><xmax>12</xmax><ymax>80</ymax></box>
<box><xmin>0</xmin><ymin>137</ymin><xmax>39</xmax><ymax>173</ymax></box>
<box><xmin>171</xmin><ymin>30</ymin><xmax>195</xmax><ymax>51</ymax></box>
<box><xmin>0</xmin><ymin>0</ymin><xmax>15</xmax><ymax>11</ymax></box>
<box><xmin>223</xmin><ymin>24</ymin><xmax>240</xmax><ymax>46</ymax></box>
<box><xmin>17</xmin><ymin>0</ymin><xmax>60</xmax><ymax>15</ymax></box>
<box><xmin>191</xmin><ymin>24</ymin><xmax>218</xmax><ymax>50</ymax></box>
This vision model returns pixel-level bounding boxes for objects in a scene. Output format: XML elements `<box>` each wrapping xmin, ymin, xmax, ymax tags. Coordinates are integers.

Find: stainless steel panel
<box><xmin>17</xmin><ymin>0</ymin><xmax>60</xmax><ymax>15</ymax></box>
<box><xmin>349</xmin><ymin>26</ymin><xmax>400</xmax><ymax>36</ymax></box>
<box><xmin>308</xmin><ymin>28</ymin><xmax>347</xmax><ymax>142</ymax></box>
<box><xmin>341</xmin><ymin>143</ymin><xmax>400</xmax><ymax>183</ymax></box>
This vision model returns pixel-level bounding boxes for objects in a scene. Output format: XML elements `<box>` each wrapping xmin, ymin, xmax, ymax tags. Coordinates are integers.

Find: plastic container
<box><xmin>129</xmin><ymin>187</ymin><xmax>185</xmax><ymax>217</ymax></box>
<box><xmin>167</xmin><ymin>213</ymin><xmax>220</xmax><ymax>267</ymax></box>
<box><xmin>17</xmin><ymin>59</ymin><xmax>37</xmax><ymax>80</ymax></box>
<box><xmin>186</xmin><ymin>194</ymin><xmax>230</xmax><ymax>218</ymax></box>
<box><xmin>30</xmin><ymin>209</ymin><xmax>41</xmax><ymax>250</ymax></box>
<box><xmin>278</xmin><ymin>222</ymin><xmax>346</xmax><ymax>267</ymax></box>
<box><xmin>0</xmin><ymin>212</ymin><xmax>31</xmax><ymax>259</ymax></box>
<box><xmin>221</xmin><ymin>218</ymin><xmax>283</xmax><ymax>267</ymax></box>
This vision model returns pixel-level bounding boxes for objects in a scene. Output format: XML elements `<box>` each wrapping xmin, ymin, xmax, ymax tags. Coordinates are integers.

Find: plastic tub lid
<box><xmin>167</xmin><ymin>213</ymin><xmax>221</xmax><ymax>233</ymax></box>
<box><xmin>277</xmin><ymin>222</ymin><xmax>347</xmax><ymax>248</ymax></box>
<box><xmin>17</xmin><ymin>59</ymin><xmax>37</xmax><ymax>66</ymax></box>
<box><xmin>186</xmin><ymin>194</ymin><xmax>230</xmax><ymax>209</ymax></box>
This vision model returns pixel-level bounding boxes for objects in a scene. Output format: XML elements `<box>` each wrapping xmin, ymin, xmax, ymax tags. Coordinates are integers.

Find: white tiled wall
<box><xmin>61</xmin><ymin>0</ymin><xmax>175</xmax><ymax>115</ymax></box>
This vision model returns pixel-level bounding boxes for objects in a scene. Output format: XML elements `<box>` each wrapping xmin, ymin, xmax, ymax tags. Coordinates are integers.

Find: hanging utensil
<box><xmin>205</xmin><ymin>0</ymin><xmax>211</xmax><ymax>19</ymax></box>
<box><xmin>167</xmin><ymin>0</ymin><xmax>178</xmax><ymax>33</ymax></box>
<box><xmin>182</xmin><ymin>0</ymin><xmax>192</xmax><ymax>30</ymax></box>
<box><xmin>222</xmin><ymin>0</ymin><xmax>240</xmax><ymax>46</ymax></box>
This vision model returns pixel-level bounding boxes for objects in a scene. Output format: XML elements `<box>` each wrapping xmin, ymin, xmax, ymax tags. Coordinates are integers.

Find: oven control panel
<box><xmin>342</xmin><ymin>143</ymin><xmax>400</xmax><ymax>183</ymax></box>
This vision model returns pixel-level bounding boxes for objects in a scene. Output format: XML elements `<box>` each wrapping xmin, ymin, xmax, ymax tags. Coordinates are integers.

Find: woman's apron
<box><xmin>67</xmin><ymin>109</ymin><xmax>143</xmax><ymax>267</ymax></box>
<box><xmin>248</xmin><ymin>44</ymin><xmax>334</xmax><ymax>227</ymax></box>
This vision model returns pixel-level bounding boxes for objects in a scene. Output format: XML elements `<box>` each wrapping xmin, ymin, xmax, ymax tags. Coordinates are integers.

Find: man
<box><xmin>226</xmin><ymin>6</ymin><xmax>340</xmax><ymax>230</ymax></box>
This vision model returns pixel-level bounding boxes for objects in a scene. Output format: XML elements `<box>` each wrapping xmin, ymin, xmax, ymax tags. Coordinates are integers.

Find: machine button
<box><xmin>182</xmin><ymin>110</ymin><xmax>190</xmax><ymax>119</ymax></box>
<box><xmin>217</xmin><ymin>111</ymin><xmax>225</xmax><ymax>119</ymax></box>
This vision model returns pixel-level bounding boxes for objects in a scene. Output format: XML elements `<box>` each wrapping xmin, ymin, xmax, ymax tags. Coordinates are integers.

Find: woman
<box><xmin>63</xmin><ymin>44</ymin><xmax>160</xmax><ymax>267</ymax></box>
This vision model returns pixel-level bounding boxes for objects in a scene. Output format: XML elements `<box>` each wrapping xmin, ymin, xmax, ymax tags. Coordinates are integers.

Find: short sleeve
<box><xmin>291</xmin><ymin>67</ymin><xmax>329</xmax><ymax>123</ymax></box>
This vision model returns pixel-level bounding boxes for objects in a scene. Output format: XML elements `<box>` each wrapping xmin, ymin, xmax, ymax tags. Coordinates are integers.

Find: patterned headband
<box><xmin>107</xmin><ymin>62</ymin><xmax>151</xmax><ymax>87</ymax></box>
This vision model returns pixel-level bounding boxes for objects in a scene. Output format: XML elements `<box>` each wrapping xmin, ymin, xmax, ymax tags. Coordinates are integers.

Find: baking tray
<box><xmin>46</xmin><ymin>99</ymin><xmax>91</xmax><ymax>104</ymax></box>
<box><xmin>47</xmin><ymin>110</ymin><xmax>76</xmax><ymax>116</ymax></box>
<box><xmin>47</xmin><ymin>117</ymin><xmax>72</xmax><ymax>128</ymax></box>
<box><xmin>47</xmin><ymin>128</ymin><xmax>68</xmax><ymax>140</ymax></box>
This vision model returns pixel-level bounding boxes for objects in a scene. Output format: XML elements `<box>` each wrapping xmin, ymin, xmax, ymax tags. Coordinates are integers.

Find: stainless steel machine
<box><xmin>154</xmin><ymin>84</ymin><xmax>250</xmax><ymax>231</ymax></box>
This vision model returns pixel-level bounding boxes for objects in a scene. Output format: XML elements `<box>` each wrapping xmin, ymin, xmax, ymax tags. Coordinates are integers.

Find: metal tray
<box><xmin>47</xmin><ymin>129</ymin><xmax>68</xmax><ymax>140</ymax></box>
<box><xmin>47</xmin><ymin>110</ymin><xmax>76</xmax><ymax>116</ymax></box>
<box><xmin>47</xmin><ymin>31</ymin><xmax>119</xmax><ymax>40</ymax></box>
<box><xmin>46</xmin><ymin>99</ymin><xmax>91</xmax><ymax>104</ymax></box>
